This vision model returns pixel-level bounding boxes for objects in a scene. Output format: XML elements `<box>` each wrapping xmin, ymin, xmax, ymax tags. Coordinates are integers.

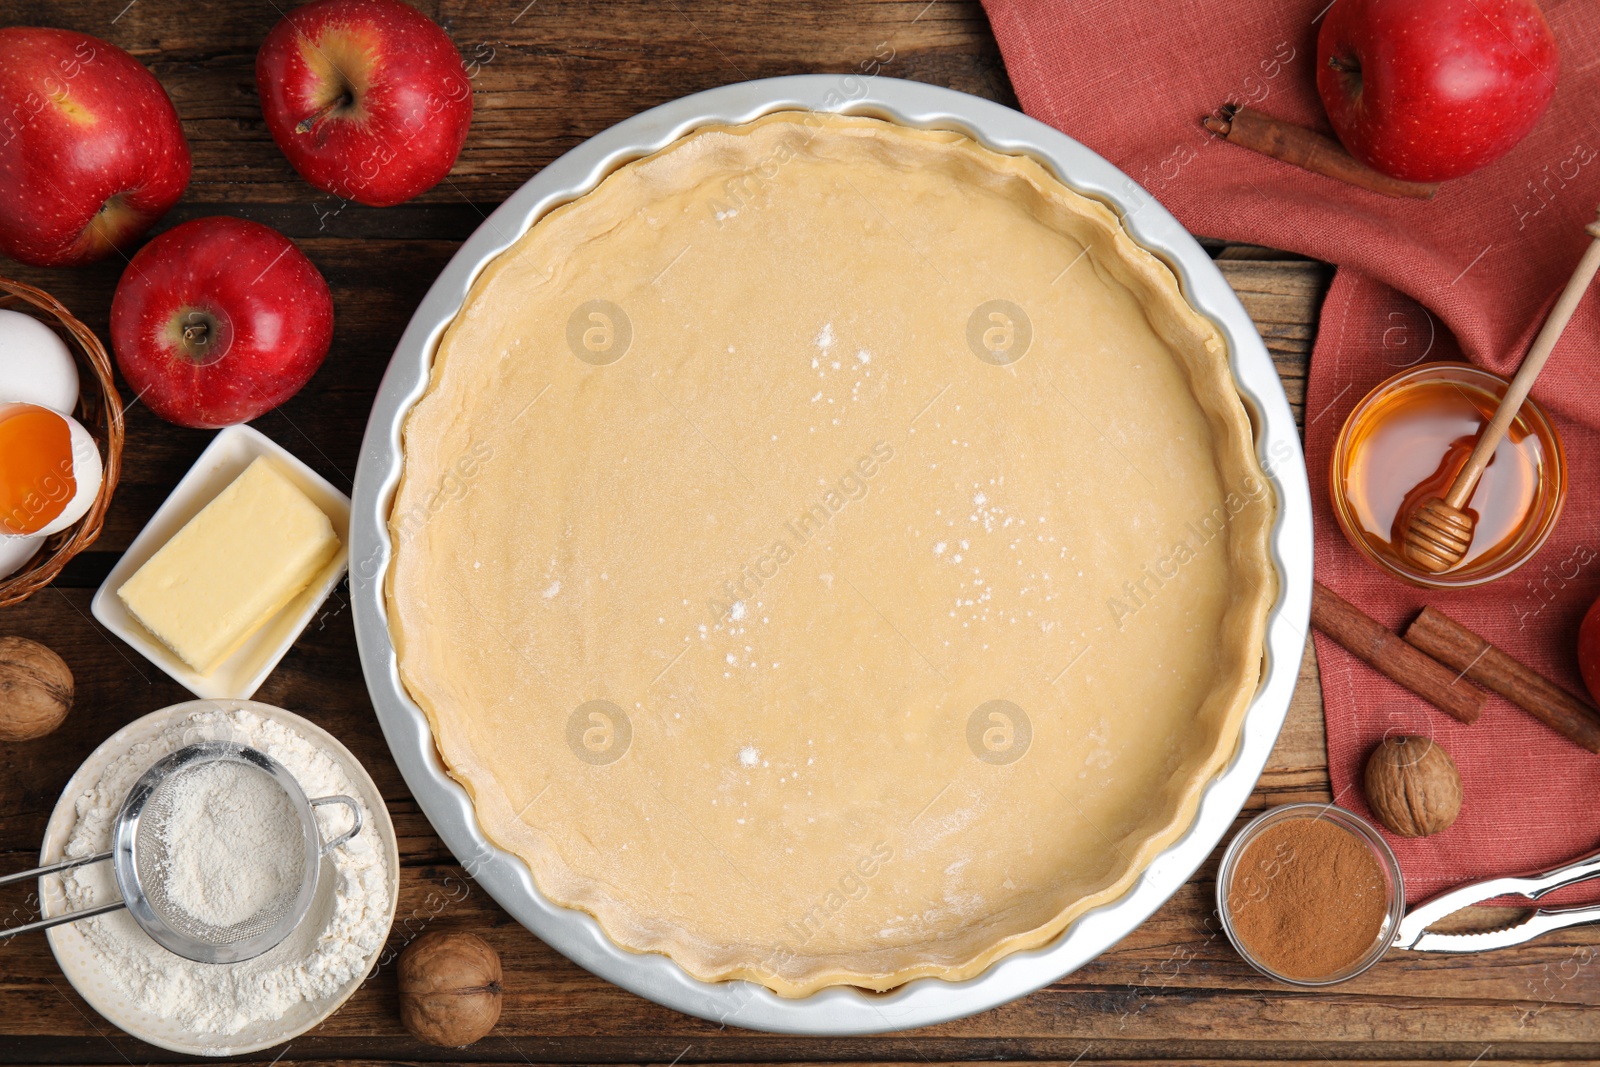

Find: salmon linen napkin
<box><xmin>979</xmin><ymin>0</ymin><xmax>1600</xmax><ymax>904</ymax></box>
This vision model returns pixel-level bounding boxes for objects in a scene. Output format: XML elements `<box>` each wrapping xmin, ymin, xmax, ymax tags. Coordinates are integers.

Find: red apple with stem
<box><xmin>1581</xmin><ymin>595</ymin><xmax>1600</xmax><ymax>708</ymax></box>
<box><xmin>0</xmin><ymin>27</ymin><xmax>190</xmax><ymax>267</ymax></box>
<box><xmin>1317</xmin><ymin>0</ymin><xmax>1559</xmax><ymax>183</ymax></box>
<box><xmin>256</xmin><ymin>0</ymin><xmax>473</xmax><ymax>207</ymax></box>
<box><xmin>111</xmin><ymin>217</ymin><xmax>334</xmax><ymax>428</ymax></box>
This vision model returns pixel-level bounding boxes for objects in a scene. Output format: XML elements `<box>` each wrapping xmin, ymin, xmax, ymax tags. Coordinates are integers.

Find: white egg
<box><xmin>0</xmin><ymin>532</ymin><xmax>44</xmax><ymax>579</ymax></box>
<box><xmin>0</xmin><ymin>402</ymin><xmax>103</xmax><ymax>538</ymax></box>
<box><xmin>0</xmin><ymin>308</ymin><xmax>80</xmax><ymax>414</ymax></box>
<box><xmin>37</xmin><ymin>413</ymin><xmax>102</xmax><ymax>537</ymax></box>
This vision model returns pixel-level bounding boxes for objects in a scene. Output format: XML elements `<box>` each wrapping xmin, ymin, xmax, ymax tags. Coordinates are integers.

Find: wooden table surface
<box><xmin>3</xmin><ymin>1</ymin><xmax>1597</xmax><ymax>1063</ymax></box>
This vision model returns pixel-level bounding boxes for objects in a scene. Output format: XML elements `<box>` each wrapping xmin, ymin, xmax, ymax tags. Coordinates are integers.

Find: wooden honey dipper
<box><xmin>1404</xmin><ymin>206</ymin><xmax>1600</xmax><ymax>573</ymax></box>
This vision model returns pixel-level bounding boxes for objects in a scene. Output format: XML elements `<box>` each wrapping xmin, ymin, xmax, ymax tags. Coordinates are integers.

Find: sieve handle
<box><xmin>0</xmin><ymin>851</ymin><xmax>123</xmax><ymax>941</ymax></box>
<box><xmin>310</xmin><ymin>795</ymin><xmax>363</xmax><ymax>854</ymax></box>
<box><xmin>0</xmin><ymin>899</ymin><xmax>127</xmax><ymax>941</ymax></box>
<box><xmin>0</xmin><ymin>850</ymin><xmax>113</xmax><ymax>889</ymax></box>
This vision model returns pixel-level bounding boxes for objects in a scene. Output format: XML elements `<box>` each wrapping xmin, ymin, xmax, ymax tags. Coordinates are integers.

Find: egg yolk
<box><xmin>0</xmin><ymin>405</ymin><xmax>77</xmax><ymax>535</ymax></box>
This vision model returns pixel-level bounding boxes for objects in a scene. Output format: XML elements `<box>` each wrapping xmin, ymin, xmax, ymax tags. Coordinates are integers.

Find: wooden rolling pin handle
<box><xmin>1404</xmin><ymin>607</ymin><xmax>1600</xmax><ymax>754</ymax></box>
<box><xmin>1310</xmin><ymin>581</ymin><xmax>1487</xmax><ymax>725</ymax></box>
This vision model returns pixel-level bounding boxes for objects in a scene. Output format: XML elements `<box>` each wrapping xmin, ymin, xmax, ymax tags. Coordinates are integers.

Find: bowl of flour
<box><xmin>38</xmin><ymin>700</ymin><xmax>398</xmax><ymax>1057</ymax></box>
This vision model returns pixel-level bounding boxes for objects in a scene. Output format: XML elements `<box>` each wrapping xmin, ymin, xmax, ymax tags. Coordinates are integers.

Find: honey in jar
<box><xmin>1330</xmin><ymin>363</ymin><xmax>1566</xmax><ymax>588</ymax></box>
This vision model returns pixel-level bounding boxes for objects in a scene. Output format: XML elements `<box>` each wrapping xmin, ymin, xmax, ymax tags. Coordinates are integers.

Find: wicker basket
<box><xmin>0</xmin><ymin>276</ymin><xmax>124</xmax><ymax>608</ymax></box>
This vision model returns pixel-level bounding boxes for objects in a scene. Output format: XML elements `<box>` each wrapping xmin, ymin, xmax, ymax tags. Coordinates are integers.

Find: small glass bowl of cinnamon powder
<box><xmin>1217</xmin><ymin>803</ymin><xmax>1404</xmax><ymax>985</ymax></box>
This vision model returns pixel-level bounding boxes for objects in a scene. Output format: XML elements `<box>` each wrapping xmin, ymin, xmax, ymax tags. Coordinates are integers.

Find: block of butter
<box><xmin>118</xmin><ymin>456</ymin><xmax>340</xmax><ymax>675</ymax></box>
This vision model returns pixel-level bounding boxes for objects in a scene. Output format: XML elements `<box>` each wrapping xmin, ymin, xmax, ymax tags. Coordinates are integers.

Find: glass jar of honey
<box><xmin>1330</xmin><ymin>362</ymin><xmax>1566</xmax><ymax>589</ymax></box>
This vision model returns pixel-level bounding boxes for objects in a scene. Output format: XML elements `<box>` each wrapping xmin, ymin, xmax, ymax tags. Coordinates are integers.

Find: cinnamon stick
<box><xmin>1310</xmin><ymin>581</ymin><xmax>1485</xmax><ymax>724</ymax></box>
<box><xmin>1404</xmin><ymin>606</ymin><xmax>1600</xmax><ymax>754</ymax></box>
<box><xmin>1203</xmin><ymin>106</ymin><xmax>1441</xmax><ymax>201</ymax></box>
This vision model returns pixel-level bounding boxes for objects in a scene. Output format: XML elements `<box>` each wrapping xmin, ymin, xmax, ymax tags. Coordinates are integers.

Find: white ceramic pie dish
<box><xmin>349</xmin><ymin>75</ymin><xmax>1314</xmax><ymax>1034</ymax></box>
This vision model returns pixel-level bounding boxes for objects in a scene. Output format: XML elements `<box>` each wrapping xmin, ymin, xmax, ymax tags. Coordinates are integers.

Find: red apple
<box><xmin>110</xmin><ymin>217</ymin><xmax>333</xmax><ymax>428</ymax></box>
<box><xmin>1581</xmin><ymin>596</ymin><xmax>1600</xmax><ymax>707</ymax></box>
<box><xmin>0</xmin><ymin>27</ymin><xmax>190</xmax><ymax>267</ymax></box>
<box><xmin>256</xmin><ymin>0</ymin><xmax>472</xmax><ymax>207</ymax></box>
<box><xmin>1317</xmin><ymin>0</ymin><xmax>1558</xmax><ymax>183</ymax></box>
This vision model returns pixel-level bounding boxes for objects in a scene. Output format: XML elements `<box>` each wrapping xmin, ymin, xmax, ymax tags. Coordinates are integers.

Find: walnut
<box><xmin>398</xmin><ymin>931</ymin><xmax>502</xmax><ymax>1047</ymax></box>
<box><xmin>0</xmin><ymin>636</ymin><xmax>73</xmax><ymax>741</ymax></box>
<box><xmin>1363</xmin><ymin>735</ymin><xmax>1462</xmax><ymax>838</ymax></box>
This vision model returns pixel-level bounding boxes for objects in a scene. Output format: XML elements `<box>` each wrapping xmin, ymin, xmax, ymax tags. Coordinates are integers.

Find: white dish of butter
<box><xmin>92</xmin><ymin>425</ymin><xmax>350</xmax><ymax>699</ymax></box>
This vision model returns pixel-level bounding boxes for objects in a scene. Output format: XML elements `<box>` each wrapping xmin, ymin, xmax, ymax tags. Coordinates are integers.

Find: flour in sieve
<box><xmin>59</xmin><ymin>707</ymin><xmax>393</xmax><ymax>1037</ymax></box>
<box><xmin>158</xmin><ymin>760</ymin><xmax>304</xmax><ymax>929</ymax></box>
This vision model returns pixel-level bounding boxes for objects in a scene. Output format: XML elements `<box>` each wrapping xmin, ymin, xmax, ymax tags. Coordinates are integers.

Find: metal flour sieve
<box><xmin>0</xmin><ymin>741</ymin><xmax>362</xmax><ymax>963</ymax></box>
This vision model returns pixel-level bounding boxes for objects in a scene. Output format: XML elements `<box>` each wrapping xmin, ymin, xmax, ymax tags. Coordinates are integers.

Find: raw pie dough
<box><xmin>388</xmin><ymin>113</ymin><xmax>1276</xmax><ymax>997</ymax></box>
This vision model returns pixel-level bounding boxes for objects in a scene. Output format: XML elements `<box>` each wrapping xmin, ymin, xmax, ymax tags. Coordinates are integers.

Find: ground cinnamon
<box><xmin>1226</xmin><ymin>816</ymin><xmax>1390</xmax><ymax>981</ymax></box>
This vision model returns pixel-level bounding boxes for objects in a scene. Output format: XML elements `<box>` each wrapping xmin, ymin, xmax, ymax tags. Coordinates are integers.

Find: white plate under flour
<box><xmin>39</xmin><ymin>700</ymin><xmax>399</xmax><ymax>1057</ymax></box>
